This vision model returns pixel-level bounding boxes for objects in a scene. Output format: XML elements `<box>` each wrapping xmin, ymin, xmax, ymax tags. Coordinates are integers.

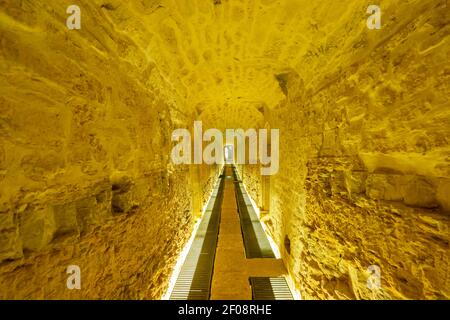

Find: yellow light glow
<box><xmin>161</xmin><ymin>165</ymin><xmax>224</xmax><ymax>300</ymax></box>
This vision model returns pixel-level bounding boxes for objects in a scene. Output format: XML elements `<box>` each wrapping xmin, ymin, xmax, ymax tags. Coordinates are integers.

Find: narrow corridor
<box><xmin>170</xmin><ymin>165</ymin><xmax>293</xmax><ymax>300</ymax></box>
<box><xmin>0</xmin><ymin>0</ymin><xmax>449</xmax><ymax>301</ymax></box>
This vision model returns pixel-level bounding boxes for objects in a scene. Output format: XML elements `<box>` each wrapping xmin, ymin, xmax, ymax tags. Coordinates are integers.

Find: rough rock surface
<box><xmin>0</xmin><ymin>0</ymin><xmax>449</xmax><ymax>299</ymax></box>
<box><xmin>0</xmin><ymin>0</ymin><xmax>219</xmax><ymax>299</ymax></box>
<box><xmin>242</xmin><ymin>0</ymin><xmax>450</xmax><ymax>299</ymax></box>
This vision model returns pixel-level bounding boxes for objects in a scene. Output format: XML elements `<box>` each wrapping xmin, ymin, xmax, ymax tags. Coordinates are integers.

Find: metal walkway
<box><xmin>169</xmin><ymin>170</ymin><xmax>225</xmax><ymax>300</ymax></box>
<box><xmin>250</xmin><ymin>277</ymin><xmax>294</xmax><ymax>300</ymax></box>
<box><xmin>232</xmin><ymin>166</ymin><xmax>275</xmax><ymax>258</ymax></box>
<box><xmin>170</xmin><ymin>165</ymin><xmax>294</xmax><ymax>300</ymax></box>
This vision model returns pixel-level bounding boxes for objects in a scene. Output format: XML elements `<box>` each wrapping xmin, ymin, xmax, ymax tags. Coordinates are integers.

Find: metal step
<box><xmin>250</xmin><ymin>277</ymin><xmax>294</xmax><ymax>300</ymax></box>
<box><xmin>232</xmin><ymin>166</ymin><xmax>275</xmax><ymax>259</ymax></box>
<box><xmin>170</xmin><ymin>171</ymin><xmax>225</xmax><ymax>300</ymax></box>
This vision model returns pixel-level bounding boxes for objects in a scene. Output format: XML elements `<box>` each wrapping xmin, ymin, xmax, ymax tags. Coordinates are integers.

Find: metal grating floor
<box><xmin>232</xmin><ymin>166</ymin><xmax>275</xmax><ymax>259</ymax></box>
<box><xmin>250</xmin><ymin>277</ymin><xmax>294</xmax><ymax>300</ymax></box>
<box><xmin>170</xmin><ymin>171</ymin><xmax>225</xmax><ymax>300</ymax></box>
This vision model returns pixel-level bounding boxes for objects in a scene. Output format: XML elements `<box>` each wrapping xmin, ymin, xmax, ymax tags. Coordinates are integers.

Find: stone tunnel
<box><xmin>0</xmin><ymin>0</ymin><xmax>449</xmax><ymax>300</ymax></box>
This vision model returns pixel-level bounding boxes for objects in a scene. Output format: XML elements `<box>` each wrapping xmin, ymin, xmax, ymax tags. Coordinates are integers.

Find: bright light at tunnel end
<box><xmin>170</xmin><ymin>121</ymin><xmax>280</xmax><ymax>176</ymax></box>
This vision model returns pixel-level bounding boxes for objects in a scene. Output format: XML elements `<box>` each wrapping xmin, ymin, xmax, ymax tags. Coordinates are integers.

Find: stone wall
<box><xmin>243</xmin><ymin>0</ymin><xmax>450</xmax><ymax>299</ymax></box>
<box><xmin>0</xmin><ymin>0</ymin><xmax>448</xmax><ymax>300</ymax></box>
<box><xmin>0</xmin><ymin>1</ymin><xmax>218</xmax><ymax>299</ymax></box>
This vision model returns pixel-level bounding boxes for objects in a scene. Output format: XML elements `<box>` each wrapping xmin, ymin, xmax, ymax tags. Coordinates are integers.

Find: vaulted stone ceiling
<box><xmin>85</xmin><ymin>0</ymin><xmax>386</xmax><ymax>129</ymax></box>
<box><xmin>1</xmin><ymin>0</ymin><xmax>448</xmax><ymax>300</ymax></box>
<box><xmin>6</xmin><ymin>0</ymin><xmax>441</xmax><ymax>130</ymax></box>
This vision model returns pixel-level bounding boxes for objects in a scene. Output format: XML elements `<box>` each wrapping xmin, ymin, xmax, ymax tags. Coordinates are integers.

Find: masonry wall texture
<box><xmin>0</xmin><ymin>0</ymin><xmax>219</xmax><ymax>299</ymax></box>
<box><xmin>242</xmin><ymin>0</ymin><xmax>450</xmax><ymax>299</ymax></box>
<box><xmin>0</xmin><ymin>0</ymin><xmax>449</xmax><ymax>299</ymax></box>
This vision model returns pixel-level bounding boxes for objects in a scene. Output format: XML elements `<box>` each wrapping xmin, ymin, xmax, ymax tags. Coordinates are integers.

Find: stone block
<box><xmin>75</xmin><ymin>190</ymin><xmax>112</xmax><ymax>234</ymax></box>
<box><xmin>0</xmin><ymin>212</ymin><xmax>15</xmax><ymax>231</ymax></box>
<box><xmin>0</xmin><ymin>227</ymin><xmax>23</xmax><ymax>262</ymax></box>
<box><xmin>110</xmin><ymin>175</ymin><xmax>151</xmax><ymax>215</ymax></box>
<box><xmin>344</xmin><ymin>170</ymin><xmax>367</xmax><ymax>197</ymax></box>
<box><xmin>330</xmin><ymin>171</ymin><xmax>346</xmax><ymax>195</ymax></box>
<box><xmin>365</xmin><ymin>174</ymin><xmax>404</xmax><ymax>201</ymax></box>
<box><xmin>437</xmin><ymin>178</ymin><xmax>450</xmax><ymax>212</ymax></box>
<box><xmin>53</xmin><ymin>202</ymin><xmax>79</xmax><ymax>236</ymax></box>
<box><xmin>403</xmin><ymin>176</ymin><xmax>438</xmax><ymax>208</ymax></box>
<box><xmin>19</xmin><ymin>206</ymin><xmax>56</xmax><ymax>252</ymax></box>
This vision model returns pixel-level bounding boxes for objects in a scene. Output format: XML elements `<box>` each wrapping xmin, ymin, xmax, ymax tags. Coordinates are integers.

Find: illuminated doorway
<box><xmin>224</xmin><ymin>144</ymin><xmax>234</xmax><ymax>164</ymax></box>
